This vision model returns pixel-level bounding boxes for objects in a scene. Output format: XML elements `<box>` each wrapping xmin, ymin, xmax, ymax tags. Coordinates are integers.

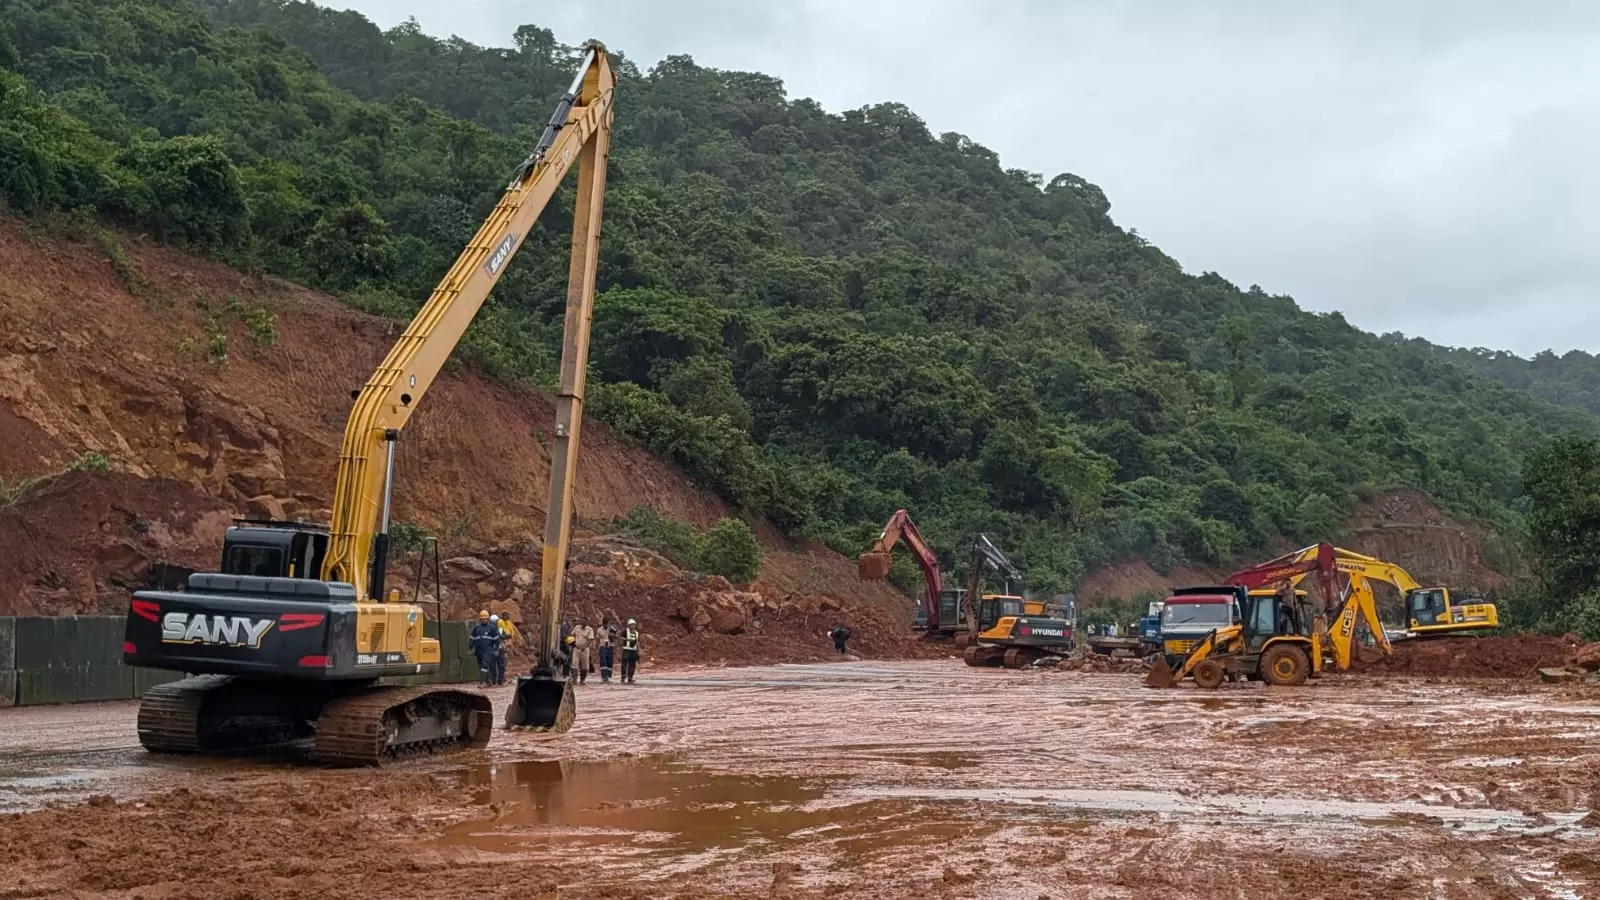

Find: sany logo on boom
<box><xmin>161</xmin><ymin>612</ymin><xmax>274</xmax><ymax>649</ymax></box>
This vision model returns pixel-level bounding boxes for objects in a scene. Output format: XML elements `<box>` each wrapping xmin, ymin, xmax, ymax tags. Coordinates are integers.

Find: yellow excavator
<box><xmin>1288</xmin><ymin>547</ymin><xmax>1498</xmax><ymax>638</ymax></box>
<box><xmin>958</xmin><ymin>535</ymin><xmax>1075</xmax><ymax>668</ymax></box>
<box><xmin>122</xmin><ymin>42</ymin><xmax>615</xmax><ymax>763</ymax></box>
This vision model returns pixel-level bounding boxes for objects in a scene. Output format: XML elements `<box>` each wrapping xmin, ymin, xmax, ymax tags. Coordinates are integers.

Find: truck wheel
<box><xmin>1193</xmin><ymin>658</ymin><xmax>1226</xmax><ymax>689</ymax></box>
<box><xmin>1261</xmin><ymin>645</ymin><xmax>1310</xmax><ymax>687</ymax></box>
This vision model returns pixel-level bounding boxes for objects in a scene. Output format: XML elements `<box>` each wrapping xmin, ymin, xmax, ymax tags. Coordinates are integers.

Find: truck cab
<box><xmin>1138</xmin><ymin>600</ymin><xmax>1164</xmax><ymax>646</ymax></box>
<box><xmin>1158</xmin><ymin>588</ymin><xmax>1243</xmax><ymax>659</ymax></box>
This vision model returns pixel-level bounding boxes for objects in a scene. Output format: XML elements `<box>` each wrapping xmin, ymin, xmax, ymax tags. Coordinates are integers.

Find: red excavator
<box><xmin>857</xmin><ymin>510</ymin><xmax>970</xmax><ymax>639</ymax></box>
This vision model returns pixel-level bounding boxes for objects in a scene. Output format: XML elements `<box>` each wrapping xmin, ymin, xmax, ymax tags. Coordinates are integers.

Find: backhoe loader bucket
<box><xmin>505</xmin><ymin>674</ymin><xmax>576</xmax><ymax>731</ymax></box>
<box><xmin>1144</xmin><ymin>655</ymin><xmax>1177</xmax><ymax>688</ymax></box>
<box><xmin>858</xmin><ymin>549</ymin><xmax>892</xmax><ymax>581</ymax></box>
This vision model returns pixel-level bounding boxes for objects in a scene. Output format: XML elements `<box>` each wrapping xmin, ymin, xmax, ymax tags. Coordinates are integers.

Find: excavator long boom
<box><xmin>319</xmin><ymin>42</ymin><xmax>615</xmax><ymax>610</ymax></box>
<box><xmin>859</xmin><ymin>510</ymin><xmax>947</xmax><ymax>629</ymax></box>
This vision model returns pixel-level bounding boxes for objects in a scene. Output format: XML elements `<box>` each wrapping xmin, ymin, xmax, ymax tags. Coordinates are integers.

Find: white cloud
<box><xmin>337</xmin><ymin>0</ymin><xmax>1600</xmax><ymax>354</ymax></box>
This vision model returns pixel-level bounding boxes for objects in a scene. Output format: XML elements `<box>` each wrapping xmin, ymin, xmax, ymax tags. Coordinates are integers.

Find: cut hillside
<box><xmin>0</xmin><ymin>217</ymin><xmax>912</xmax><ymax>645</ymax></box>
<box><xmin>1075</xmin><ymin>488</ymin><xmax>1512</xmax><ymax>604</ymax></box>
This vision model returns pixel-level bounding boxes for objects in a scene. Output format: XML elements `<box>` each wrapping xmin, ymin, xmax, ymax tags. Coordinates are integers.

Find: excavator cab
<box><xmin>914</xmin><ymin>588</ymin><xmax>966</xmax><ymax>631</ymax></box>
<box><xmin>1402</xmin><ymin>587</ymin><xmax>1498</xmax><ymax>635</ymax></box>
<box><xmin>977</xmin><ymin>595</ymin><xmax>1025</xmax><ymax>633</ymax></box>
<box><xmin>219</xmin><ymin>522</ymin><xmax>330</xmax><ymax>580</ymax></box>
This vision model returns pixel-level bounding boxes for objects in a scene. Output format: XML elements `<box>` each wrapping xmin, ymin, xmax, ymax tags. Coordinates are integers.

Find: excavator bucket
<box><xmin>858</xmin><ymin>549</ymin><xmax>892</xmax><ymax>581</ymax></box>
<box><xmin>505</xmin><ymin>674</ymin><xmax>576</xmax><ymax>731</ymax></box>
<box><xmin>1144</xmin><ymin>655</ymin><xmax>1177</xmax><ymax>688</ymax></box>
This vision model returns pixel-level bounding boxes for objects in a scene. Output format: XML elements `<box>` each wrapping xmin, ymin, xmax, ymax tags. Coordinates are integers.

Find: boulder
<box><xmin>244</xmin><ymin>495</ymin><xmax>287</xmax><ymax>522</ymax></box>
<box><xmin>445</xmin><ymin>556</ymin><xmax>496</xmax><ymax>578</ymax></box>
<box><xmin>1574</xmin><ymin>643</ymin><xmax>1600</xmax><ymax>672</ymax></box>
<box><xmin>511</xmin><ymin>568</ymin><xmax>537</xmax><ymax>589</ymax></box>
<box><xmin>705</xmin><ymin>599</ymin><xmax>748</xmax><ymax>635</ymax></box>
<box><xmin>667</xmin><ymin>590</ymin><xmax>754</xmax><ymax>635</ymax></box>
<box><xmin>1538</xmin><ymin>667</ymin><xmax>1580</xmax><ymax>684</ymax></box>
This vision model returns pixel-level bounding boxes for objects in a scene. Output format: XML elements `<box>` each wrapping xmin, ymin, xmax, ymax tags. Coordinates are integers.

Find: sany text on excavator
<box><xmin>1145</xmin><ymin>542</ymin><xmax>1393</xmax><ymax>689</ymax></box>
<box><xmin>122</xmin><ymin>43</ymin><xmax>616</xmax><ymax>763</ymax></box>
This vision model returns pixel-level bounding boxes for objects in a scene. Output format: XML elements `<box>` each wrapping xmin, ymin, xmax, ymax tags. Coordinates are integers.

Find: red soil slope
<box><xmin>0</xmin><ymin>217</ymin><xmax>909</xmax><ymax>631</ymax></box>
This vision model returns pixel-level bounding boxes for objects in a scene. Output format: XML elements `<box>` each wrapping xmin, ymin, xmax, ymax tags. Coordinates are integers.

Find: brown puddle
<box><xmin>435</xmin><ymin>756</ymin><xmax>950</xmax><ymax>860</ymax></box>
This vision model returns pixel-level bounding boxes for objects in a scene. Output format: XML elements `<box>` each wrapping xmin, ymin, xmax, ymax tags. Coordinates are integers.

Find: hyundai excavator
<box><xmin>1284</xmin><ymin>546</ymin><xmax>1498</xmax><ymax>638</ymax></box>
<box><xmin>1145</xmin><ymin>542</ymin><xmax>1393</xmax><ymax>689</ymax></box>
<box><xmin>121</xmin><ymin>42</ymin><xmax>616</xmax><ymax>763</ymax></box>
<box><xmin>858</xmin><ymin>510</ymin><xmax>971</xmax><ymax>639</ymax></box>
<box><xmin>958</xmin><ymin>535</ymin><xmax>1075</xmax><ymax>668</ymax></box>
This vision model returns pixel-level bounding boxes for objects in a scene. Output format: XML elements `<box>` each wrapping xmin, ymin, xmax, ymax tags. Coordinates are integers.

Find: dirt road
<box><xmin>3</xmin><ymin>662</ymin><xmax>1598</xmax><ymax>899</ymax></box>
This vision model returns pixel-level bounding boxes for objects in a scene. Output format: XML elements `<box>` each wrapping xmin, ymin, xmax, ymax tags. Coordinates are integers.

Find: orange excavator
<box><xmin>858</xmin><ymin>510</ymin><xmax>970</xmax><ymax>639</ymax></box>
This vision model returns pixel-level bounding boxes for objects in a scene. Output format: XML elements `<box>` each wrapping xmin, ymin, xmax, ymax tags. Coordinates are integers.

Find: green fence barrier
<box><xmin>0</xmin><ymin>617</ymin><xmax>15</xmax><ymax>670</ymax></box>
<box><xmin>1</xmin><ymin>615</ymin><xmax>481</xmax><ymax>706</ymax></box>
<box><xmin>15</xmin><ymin>664</ymin><xmax>134</xmax><ymax>705</ymax></box>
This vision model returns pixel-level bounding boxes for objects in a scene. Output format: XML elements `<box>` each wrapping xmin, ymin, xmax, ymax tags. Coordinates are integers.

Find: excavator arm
<box><xmin>1224</xmin><ymin>543</ymin><xmax>1342</xmax><ymax>611</ymax></box>
<box><xmin>963</xmin><ymin>533</ymin><xmax>1023</xmax><ymax>637</ymax></box>
<box><xmin>859</xmin><ymin>510</ymin><xmax>948</xmax><ymax>629</ymax></box>
<box><xmin>320</xmin><ymin>42</ymin><xmax>615</xmax><ymax>608</ymax></box>
<box><xmin>1325</xmin><ymin>572</ymin><xmax>1394</xmax><ymax>667</ymax></box>
<box><xmin>969</xmin><ymin>534</ymin><xmax>1025</xmax><ymax>596</ymax></box>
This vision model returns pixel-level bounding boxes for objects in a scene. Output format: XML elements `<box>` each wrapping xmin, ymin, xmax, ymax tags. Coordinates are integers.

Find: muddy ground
<box><xmin>3</xmin><ymin>663</ymin><xmax>1598</xmax><ymax>900</ymax></box>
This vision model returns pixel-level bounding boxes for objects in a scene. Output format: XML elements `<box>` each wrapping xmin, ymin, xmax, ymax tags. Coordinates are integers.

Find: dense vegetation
<box><xmin>1518</xmin><ymin>438</ymin><xmax>1600</xmax><ymax>638</ymax></box>
<box><xmin>4</xmin><ymin>0</ymin><xmax>1597</xmax><ymax>594</ymax></box>
<box><xmin>1385</xmin><ymin>336</ymin><xmax>1600</xmax><ymax>418</ymax></box>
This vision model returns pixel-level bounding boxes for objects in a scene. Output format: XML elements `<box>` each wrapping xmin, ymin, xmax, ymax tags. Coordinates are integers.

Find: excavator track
<box><xmin>311</xmin><ymin>686</ymin><xmax>493</xmax><ymax>767</ymax></box>
<box><xmin>137</xmin><ymin>675</ymin><xmax>311</xmax><ymax>755</ymax></box>
<box><xmin>136</xmin><ymin>675</ymin><xmax>231</xmax><ymax>754</ymax></box>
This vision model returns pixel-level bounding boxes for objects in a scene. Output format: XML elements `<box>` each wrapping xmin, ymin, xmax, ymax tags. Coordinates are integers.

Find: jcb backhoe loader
<box><xmin>1146</xmin><ymin>542</ymin><xmax>1386</xmax><ymax>688</ymax></box>
<box><xmin>122</xmin><ymin>42</ymin><xmax>616</xmax><ymax>763</ymax></box>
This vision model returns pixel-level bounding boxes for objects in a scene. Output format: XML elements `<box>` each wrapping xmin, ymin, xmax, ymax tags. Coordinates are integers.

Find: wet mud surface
<box><xmin>3</xmin><ymin>662</ymin><xmax>1599</xmax><ymax>899</ymax></box>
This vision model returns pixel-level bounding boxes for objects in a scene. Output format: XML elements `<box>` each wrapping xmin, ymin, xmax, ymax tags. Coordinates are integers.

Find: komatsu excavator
<box><xmin>1286</xmin><ymin>546</ymin><xmax>1498</xmax><ymax>638</ymax></box>
<box><xmin>122</xmin><ymin>42</ymin><xmax>616</xmax><ymax>763</ymax></box>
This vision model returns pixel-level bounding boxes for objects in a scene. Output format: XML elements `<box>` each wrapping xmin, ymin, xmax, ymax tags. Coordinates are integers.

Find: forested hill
<box><xmin>1381</xmin><ymin>335</ymin><xmax>1600</xmax><ymax>418</ymax></box>
<box><xmin>3</xmin><ymin>0</ymin><xmax>1594</xmax><ymax>592</ymax></box>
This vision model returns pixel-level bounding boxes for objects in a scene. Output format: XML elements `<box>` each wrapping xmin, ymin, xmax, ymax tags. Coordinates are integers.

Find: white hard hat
<box><xmin>489</xmin><ymin>614</ymin><xmax>500</xmax><ymax>623</ymax></box>
<box><xmin>627</xmin><ymin>618</ymin><xmax>637</xmax><ymax>625</ymax></box>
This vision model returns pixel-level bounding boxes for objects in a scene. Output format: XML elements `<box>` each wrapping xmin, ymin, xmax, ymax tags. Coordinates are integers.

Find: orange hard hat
<box><xmin>478</xmin><ymin>610</ymin><xmax>489</xmax><ymax>619</ymax></box>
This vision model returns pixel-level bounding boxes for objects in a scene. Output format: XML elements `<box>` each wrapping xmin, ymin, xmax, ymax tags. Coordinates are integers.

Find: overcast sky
<box><xmin>340</xmin><ymin>0</ymin><xmax>1600</xmax><ymax>356</ymax></box>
